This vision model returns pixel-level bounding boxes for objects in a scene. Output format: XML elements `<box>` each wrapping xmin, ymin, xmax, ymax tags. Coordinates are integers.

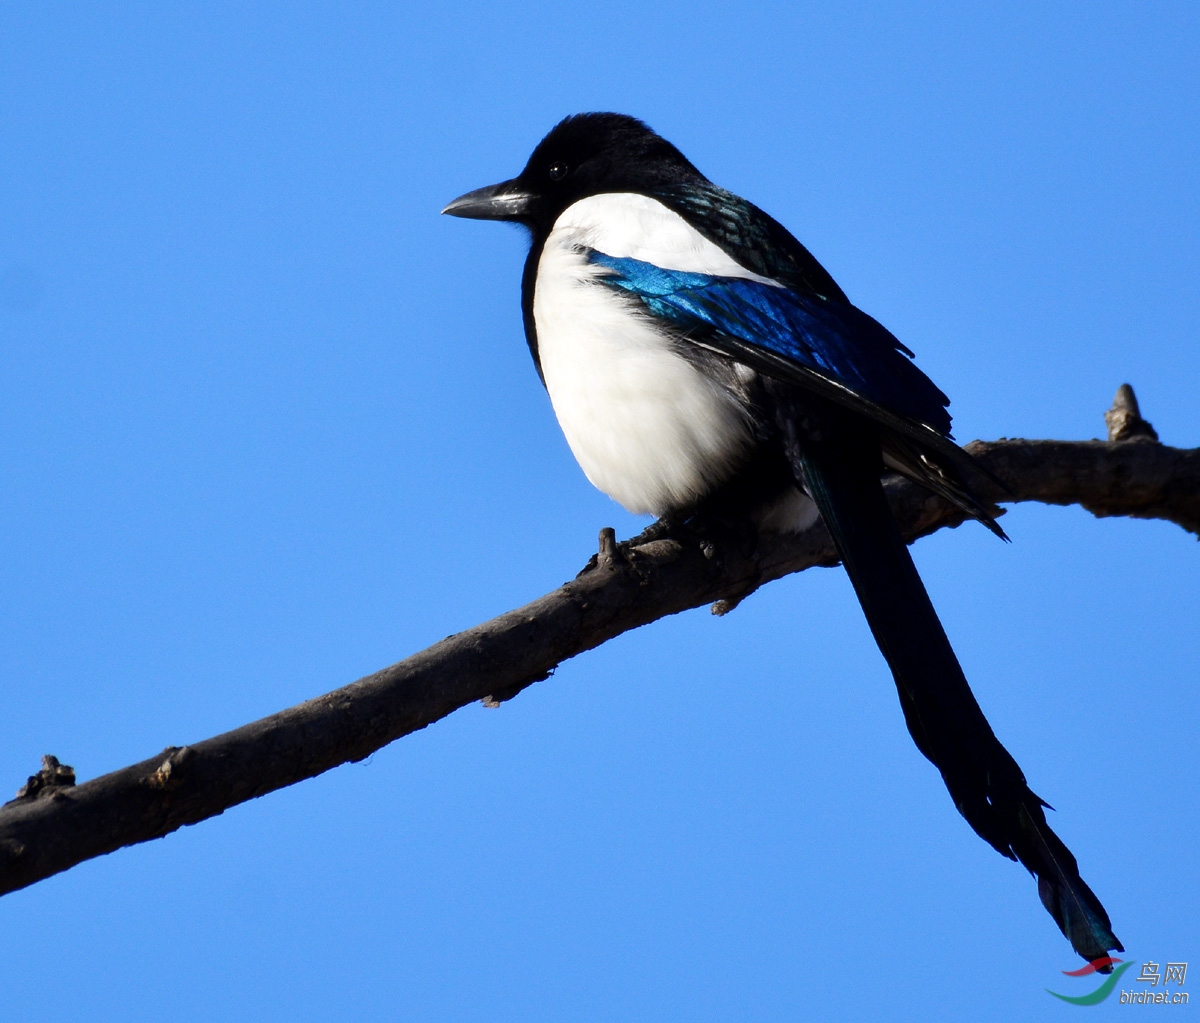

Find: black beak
<box><xmin>441</xmin><ymin>179</ymin><xmax>535</xmax><ymax>221</ymax></box>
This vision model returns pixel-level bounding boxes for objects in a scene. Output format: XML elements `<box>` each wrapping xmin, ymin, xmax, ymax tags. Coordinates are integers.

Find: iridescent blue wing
<box><xmin>588</xmin><ymin>251</ymin><xmax>957</xmax><ymax>448</ymax></box>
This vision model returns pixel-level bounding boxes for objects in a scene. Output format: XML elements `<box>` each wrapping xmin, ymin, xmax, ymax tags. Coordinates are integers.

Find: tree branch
<box><xmin>2</xmin><ymin>387</ymin><xmax>1196</xmax><ymax>897</ymax></box>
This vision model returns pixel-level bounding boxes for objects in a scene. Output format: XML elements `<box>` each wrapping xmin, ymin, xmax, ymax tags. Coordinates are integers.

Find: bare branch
<box><xmin>1</xmin><ymin>387</ymin><xmax>1196</xmax><ymax>897</ymax></box>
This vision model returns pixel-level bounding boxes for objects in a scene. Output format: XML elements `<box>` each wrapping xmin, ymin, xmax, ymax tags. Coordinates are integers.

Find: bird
<box><xmin>442</xmin><ymin>112</ymin><xmax>1121</xmax><ymax>965</ymax></box>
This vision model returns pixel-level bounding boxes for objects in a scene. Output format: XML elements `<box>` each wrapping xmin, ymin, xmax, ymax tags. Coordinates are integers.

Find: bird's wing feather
<box><xmin>587</xmin><ymin>251</ymin><xmax>997</xmax><ymax>493</ymax></box>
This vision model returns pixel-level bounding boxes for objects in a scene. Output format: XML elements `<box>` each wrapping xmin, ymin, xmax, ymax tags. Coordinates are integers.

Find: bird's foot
<box><xmin>625</xmin><ymin>515</ymin><xmax>683</xmax><ymax>548</ymax></box>
<box><xmin>681</xmin><ymin>508</ymin><xmax>760</xmax><ymax>563</ymax></box>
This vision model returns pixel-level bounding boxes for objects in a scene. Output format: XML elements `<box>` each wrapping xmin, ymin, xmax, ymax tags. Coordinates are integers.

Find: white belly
<box><xmin>530</xmin><ymin>192</ymin><xmax>819</xmax><ymax>532</ymax></box>
<box><xmin>533</xmin><ymin>238</ymin><xmax>753</xmax><ymax>517</ymax></box>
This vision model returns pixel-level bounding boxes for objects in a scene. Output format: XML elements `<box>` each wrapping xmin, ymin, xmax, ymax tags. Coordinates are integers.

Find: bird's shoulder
<box><xmin>649</xmin><ymin>182</ymin><xmax>849</xmax><ymax>304</ymax></box>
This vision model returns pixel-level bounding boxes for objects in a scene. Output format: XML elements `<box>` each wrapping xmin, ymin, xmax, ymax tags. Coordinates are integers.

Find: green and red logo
<box><xmin>1046</xmin><ymin>957</ymin><xmax>1134</xmax><ymax>1005</ymax></box>
<box><xmin>1047</xmin><ymin>957</ymin><xmax>1189</xmax><ymax>1005</ymax></box>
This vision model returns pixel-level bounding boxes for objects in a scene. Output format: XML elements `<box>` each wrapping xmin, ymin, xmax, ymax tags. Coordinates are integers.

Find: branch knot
<box><xmin>8</xmin><ymin>755</ymin><xmax>76</xmax><ymax>804</ymax></box>
<box><xmin>1105</xmin><ymin>384</ymin><xmax>1159</xmax><ymax>443</ymax></box>
<box><xmin>145</xmin><ymin>746</ymin><xmax>195</xmax><ymax>791</ymax></box>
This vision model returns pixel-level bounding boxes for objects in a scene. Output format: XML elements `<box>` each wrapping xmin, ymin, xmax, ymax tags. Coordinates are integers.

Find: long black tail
<box><xmin>783</xmin><ymin>404</ymin><xmax>1122</xmax><ymax>964</ymax></box>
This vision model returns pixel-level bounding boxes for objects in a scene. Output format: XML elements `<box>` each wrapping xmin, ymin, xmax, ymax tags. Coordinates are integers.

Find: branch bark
<box><xmin>2</xmin><ymin>389</ymin><xmax>1196</xmax><ymax>898</ymax></box>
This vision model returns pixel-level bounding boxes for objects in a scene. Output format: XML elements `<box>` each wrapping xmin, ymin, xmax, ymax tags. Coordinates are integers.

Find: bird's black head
<box><xmin>442</xmin><ymin>113</ymin><xmax>707</xmax><ymax>235</ymax></box>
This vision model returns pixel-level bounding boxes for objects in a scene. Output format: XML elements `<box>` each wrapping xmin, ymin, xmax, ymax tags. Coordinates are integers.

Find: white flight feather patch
<box><xmin>550</xmin><ymin>193</ymin><xmax>780</xmax><ymax>284</ymax></box>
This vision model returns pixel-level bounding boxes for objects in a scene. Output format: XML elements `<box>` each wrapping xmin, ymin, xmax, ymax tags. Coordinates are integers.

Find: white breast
<box><xmin>533</xmin><ymin>193</ymin><xmax>762</xmax><ymax>517</ymax></box>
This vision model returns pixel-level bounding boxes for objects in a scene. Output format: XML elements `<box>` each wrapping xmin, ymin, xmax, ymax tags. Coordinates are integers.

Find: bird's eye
<box><xmin>548</xmin><ymin>161</ymin><xmax>568</xmax><ymax>182</ymax></box>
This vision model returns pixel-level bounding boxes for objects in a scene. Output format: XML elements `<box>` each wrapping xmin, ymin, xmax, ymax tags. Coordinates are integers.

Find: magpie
<box><xmin>443</xmin><ymin>112</ymin><xmax>1121</xmax><ymax>964</ymax></box>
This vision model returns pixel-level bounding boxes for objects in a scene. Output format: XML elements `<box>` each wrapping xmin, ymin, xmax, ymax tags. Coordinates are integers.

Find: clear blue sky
<box><xmin>1</xmin><ymin>3</ymin><xmax>1196</xmax><ymax>1020</ymax></box>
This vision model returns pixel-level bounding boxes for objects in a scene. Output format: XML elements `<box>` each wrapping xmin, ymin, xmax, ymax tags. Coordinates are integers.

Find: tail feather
<box><xmin>780</xmin><ymin>399</ymin><xmax>1121</xmax><ymax>963</ymax></box>
<box><xmin>1019</xmin><ymin>804</ymin><xmax>1124</xmax><ymax>963</ymax></box>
